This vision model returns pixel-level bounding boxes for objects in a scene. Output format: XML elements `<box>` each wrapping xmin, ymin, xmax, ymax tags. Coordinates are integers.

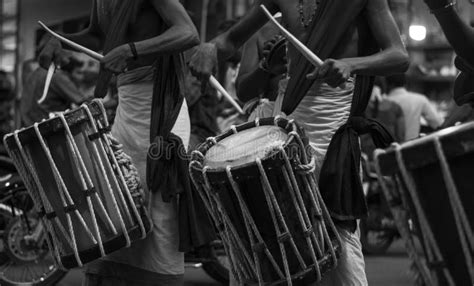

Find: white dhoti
<box><xmin>290</xmin><ymin>80</ymin><xmax>368</xmax><ymax>286</ymax></box>
<box><xmin>86</xmin><ymin>66</ymin><xmax>190</xmax><ymax>280</ymax></box>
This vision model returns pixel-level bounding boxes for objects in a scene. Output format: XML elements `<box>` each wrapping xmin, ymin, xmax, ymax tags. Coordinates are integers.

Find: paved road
<box><xmin>57</xmin><ymin>241</ymin><xmax>414</xmax><ymax>286</ymax></box>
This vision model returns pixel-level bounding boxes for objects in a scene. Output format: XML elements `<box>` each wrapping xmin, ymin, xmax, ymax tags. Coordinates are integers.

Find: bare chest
<box><xmin>272</xmin><ymin>0</ymin><xmax>360</xmax><ymax>60</ymax></box>
<box><xmin>273</xmin><ymin>0</ymin><xmax>312</xmax><ymax>44</ymax></box>
<box><xmin>96</xmin><ymin>0</ymin><xmax>162</xmax><ymax>41</ymax></box>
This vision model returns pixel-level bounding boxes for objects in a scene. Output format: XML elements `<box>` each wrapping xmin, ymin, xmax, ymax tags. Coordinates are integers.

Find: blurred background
<box><xmin>0</xmin><ymin>0</ymin><xmax>473</xmax><ymax>285</ymax></box>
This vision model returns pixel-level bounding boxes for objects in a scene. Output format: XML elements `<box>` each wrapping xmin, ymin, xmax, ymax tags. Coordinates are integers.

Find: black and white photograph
<box><xmin>0</xmin><ymin>0</ymin><xmax>472</xmax><ymax>285</ymax></box>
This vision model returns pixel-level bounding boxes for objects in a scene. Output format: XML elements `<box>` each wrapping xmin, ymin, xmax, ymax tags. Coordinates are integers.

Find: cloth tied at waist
<box><xmin>148</xmin><ymin>133</ymin><xmax>188</xmax><ymax>202</ymax></box>
<box><xmin>319</xmin><ymin>115</ymin><xmax>394</xmax><ymax>220</ymax></box>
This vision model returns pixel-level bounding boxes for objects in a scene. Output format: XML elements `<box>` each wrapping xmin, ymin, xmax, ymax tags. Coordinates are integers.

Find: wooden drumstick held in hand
<box><xmin>38</xmin><ymin>21</ymin><xmax>103</xmax><ymax>60</ymax></box>
<box><xmin>38</xmin><ymin>21</ymin><xmax>244</xmax><ymax>114</ymax></box>
<box><xmin>260</xmin><ymin>5</ymin><xmax>346</xmax><ymax>88</ymax></box>
<box><xmin>260</xmin><ymin>5</ymin><xmax>323</xmax><ymax>67</ymax></box>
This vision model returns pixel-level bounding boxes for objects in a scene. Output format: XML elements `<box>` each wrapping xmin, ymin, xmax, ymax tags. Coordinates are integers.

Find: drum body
<box><xmin>375</xmin><ymin>122</ymin><xmax>474</xmax><ymax>286</ymax></box>
<box><xmin>190</xmin><ymin>117</ymin><xmax>341</xmax><ymax>286</ymax></box>
<box><xmin>4</xmin><ymin>100</ymin><xmax>151</xmax><ymax>269</ymax></box>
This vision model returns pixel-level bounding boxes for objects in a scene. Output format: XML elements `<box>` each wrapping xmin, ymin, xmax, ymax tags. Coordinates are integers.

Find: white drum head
<box><xmin>205</xmin><ymin>126</ymin><xmax>288</xmax><ymax>169</ymax></box>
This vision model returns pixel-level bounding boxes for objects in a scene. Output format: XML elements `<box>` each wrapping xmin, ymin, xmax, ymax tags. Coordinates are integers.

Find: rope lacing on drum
<box><xmin>225</xmin><ymin>165</ymin><xmax>285</xmax><ymax>284</ymax></box>
<box><xmin>59</xmin><ymin>112</ymin><xmax>111</xmax><ymax>258</ymax></box>
<box><xmin>197</xmin><ymin>164</ymin><xmax>255</xmax><ymax>282</ymax></box>
<box><xmin>282</xmin><ymin>133</ymin><xmax>341</xmax><ymax>267</ymax></box>
<box><xmin>256</xmin><ymin>157</ymin><xmax>304</xmax><ymax>285</ymax></box>
<box><xmin>83</xmin><ymin>103</ymin><xmax>147</xmax><ymax>241</ymax></box>
<box><xmin>432</xmin><ymin>138</ymin><xmax>474</xmax><ymax>282</ymax></box>
<box><xmin>9</xmin><ymin>131</ymin><xmax>65</xmax><ymax>269</ymax></box>
<box><xmin>373</xmin><ymin>148</ymin><xmax>434</xmax><ymax>286</ymax></box>
<box><xmin>254</xmin><ymin>117</ymin><xmax>260</xmax><ymax>127</ymax></box>
<box><xmin>188</xmin><ymin>121</ymin><xmax>344</xmax><ymax>285</ymax></box>
<box><xmin>33</xmin><ymin>122</ymin><xmax>92</xmax><ymax>267</ymax></box>
<box><xmin>295</xmin><ymin>156</ymin><xmax>316</xmax><ymax>175</ymax></box>
<box><xmin>392</xmin><ymin>143</ymin><xmax>456</xmax><ymax>285</ymax></box>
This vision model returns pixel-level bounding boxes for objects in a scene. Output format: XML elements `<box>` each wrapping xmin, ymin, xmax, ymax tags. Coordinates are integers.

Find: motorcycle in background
<box><xmin>0</xmin><ymin>151</ymin><xmax>66</xmax><ymax>285</ymax></box>
<box><xmin>0</xmin><ymin>149</ymin><xmax>230</xmax><ymax>285</ymax></box>
<box><xmin>360</xmin><ymin>153</ymin><xmax>400</xmax><ymax>255</ymax></box>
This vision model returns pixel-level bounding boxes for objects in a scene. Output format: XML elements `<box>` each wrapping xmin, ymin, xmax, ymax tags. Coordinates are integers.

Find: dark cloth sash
<box><xmin>95</xmin><ymin>2</ymin><xmax>214</xmax><ymax>251</ymax></box>
<box><xmin>282</xmin><ymin>0</ymin><xmax>394</xmax><ymax>220</ymax></box>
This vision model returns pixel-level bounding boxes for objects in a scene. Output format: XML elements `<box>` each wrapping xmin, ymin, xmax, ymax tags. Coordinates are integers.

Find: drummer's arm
<box><xmin>188</xmin><ymin>0</ymin><xmax>277</xmax><ymax>81</ymax></box>
<box><xmin>423</xmin><ymin>1</ymin><xmax>474</xmax><ymax>65</ymax></box>
<box><xmin>306</xmin><ymin>0</ymin><xmax>408</xmax><ymax>87</ymax></box>
<box><xmin>340</xmin><ymin>0</ymin><xmax>409</xmax><ymax>76</ymax></box>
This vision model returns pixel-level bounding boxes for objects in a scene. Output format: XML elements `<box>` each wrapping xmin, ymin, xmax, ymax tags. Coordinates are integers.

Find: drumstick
<box><xmin>209</xmin><ymin>77</ymin><xmax>244</xmax><ymax>114</ymax></box>
<box><xmin>260</xmin><ymin>5</ymin><xmax>346</xmax><ymax>89</ymax></box>
<box><xmin>38</xmin><ymin>21</ymin><xmax>103</xmax><ymax>60</ymax></box>
<box><xmin>260</xmin><ymin>5</ymin><xmax>323</xmax><ymax>67</ymax></box>
<box><xmin>38</xmin><ymin>21</ymin><xmax>245</xmax><ymax>115</ymax></box>
<box><xmin>38</xmin><ymin>63</ymin><xmax>56</xmax><ymax>104</ymax></box>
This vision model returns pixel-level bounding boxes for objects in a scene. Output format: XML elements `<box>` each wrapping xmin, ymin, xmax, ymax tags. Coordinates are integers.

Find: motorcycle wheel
<box><xmin>0</xmin><ymin>192</ymin><xmax>66</xmax><ymax>286</ymax></box>
<box><xmin>201</xmin><ymin>240</ymin><xmax>230</xmax><ymax>285</ymax></box>
<box><xmin>360</xmin><ymin>218</ymin><xmax>395</xmax><ymax>255</ymax></box>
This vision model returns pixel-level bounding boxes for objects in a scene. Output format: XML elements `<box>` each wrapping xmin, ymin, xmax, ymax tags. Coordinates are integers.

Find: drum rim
<box><xmin>190</xmin><ymin>117</ymin><xmax>301</xmax><ymax>175</ymax></box>
<box><xmin>375</xmin><ymin>121</ymin><xmax>474</xmax><ymax>176</ymax></box>
<box><xmin>3</xmin><ymin>100</ymin><xmax>107</xmax><ymax>150</ymax></box>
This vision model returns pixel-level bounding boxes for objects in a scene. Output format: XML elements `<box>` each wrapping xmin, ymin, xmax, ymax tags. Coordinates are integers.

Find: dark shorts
<box><xmin>83</xmin><ymin>260</ymin><xmax>184</xmax><ymax>286</ymax></box>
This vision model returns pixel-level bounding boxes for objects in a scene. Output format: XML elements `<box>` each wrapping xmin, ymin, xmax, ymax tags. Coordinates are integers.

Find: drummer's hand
<box><xmin>101</xmin><ymin>44</ymin><xmax>132</xmax><ymax>74</ymax></box>
<box><xmin>422</xmin><ymin>0</ymin><xmax>451</xmax><ymax>10</ymax></box>
<box><xmin>260</xmin><ymin>36</ymin><xmax>287</xmax><ymax>75</ymax></box>
<box><xmin>188</xmin><ymin>43</ymin><xmax>218</xmax><ymax>92</ymax></box>
<box><xmin>306</xmin><ymin>59</ymin><xmax>352</xmax><ymax>88</ymax></box>
<box><xmin>38</xmin><ymin>35</ymin><xmax>70</xmax><ymax>70</ymax></box>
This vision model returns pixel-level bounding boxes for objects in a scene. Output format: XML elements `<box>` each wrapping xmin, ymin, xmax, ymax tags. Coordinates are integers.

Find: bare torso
<box><xmin>273</xmin><ymin>0</ymin><xmax>362</xmax><ymax>68</ymax></box>
<box><xmin>97</xmin><ymin>0</ymin><xmax>165</xmax><ymax>69</ymax></box>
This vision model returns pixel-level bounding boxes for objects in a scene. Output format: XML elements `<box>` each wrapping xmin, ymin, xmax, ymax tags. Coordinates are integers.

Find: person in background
<box><xmin>367</xmin><ymin>77</ymin><xmax>405</xmax><ymax>142</ymax></box>
<box><xmin>20</xmin><ymin>57</ymin><xmax>92</xmax><ymax>126</ymax></box>
<box><xmin>386</xmin><ymin>74</ymin><xmax>443</xmax><ymax>141</ymax></box>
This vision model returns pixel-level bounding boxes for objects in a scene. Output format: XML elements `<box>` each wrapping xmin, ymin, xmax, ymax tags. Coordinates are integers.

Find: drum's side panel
<box><xmin>223</xmin><ymin>161</ymin><xmax>320</xmax><ymax>282</ymax></box>
<box><xmin>75</xmin><ymin>124</ymin><xmax>134</xmax><ymax>232</ymax></box>
<box><xmin>26</xmin><ymin>134</ymin><xmax>86</xmax><ymax>257</ymax></box>
<box><xmin>410</xmin><ymin>152</ymin><xmax>474</xmax><ymax>286</ymax></box>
